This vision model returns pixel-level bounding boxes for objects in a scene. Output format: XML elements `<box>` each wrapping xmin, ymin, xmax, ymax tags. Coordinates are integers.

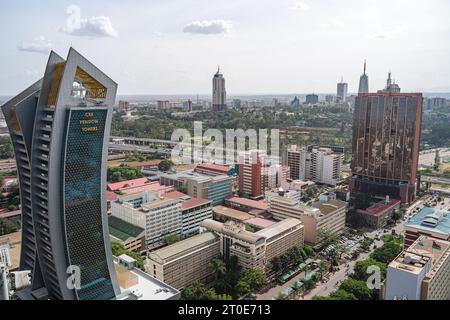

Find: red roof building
<box><xmin>107</xmin><ymin>177</ymin><xmax>150</xmax><ymax>192</ymax></box>
<box><xmin>194</xmin><ymin>163</ymin><xmax>234</xmax><ymax>176</ymax></box>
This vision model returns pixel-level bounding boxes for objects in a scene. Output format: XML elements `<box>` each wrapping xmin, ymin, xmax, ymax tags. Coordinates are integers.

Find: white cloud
<box><xmin>320</xmin><ymin>19</ymin><xmax>345</xmax><ymax>28</ymax></box>
<box><xmin>183</xmin><ymin>20</ymin><xmax>232</xmax><ymax>35</ymax></box>
<box><xmin>60</xmin><ymin>5</ymin><xmax>118</xmax><ymax>38</ymax></box>
<box><xmin>17</xmin><ymin>36</ymin><xmax>53</xmax><ymax>54</ymax></box>
<box><xmin>293</xmin><ymin>2</ymin><xmax>311</xmax><ymax>11</ymax></box>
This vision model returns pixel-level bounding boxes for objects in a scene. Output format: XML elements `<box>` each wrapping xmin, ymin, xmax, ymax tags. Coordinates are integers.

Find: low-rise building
<box><xmin>160</xmin><ymin>172</ymin><xmax>232</xmax><ymax>206</ymax></box>
<box><xmin>200</xmin><ymin>218</ymin><xmax>304</xmax><ymax>271</ymax></box>
<box><xmin>224</xmin><ymin>197</ymin><xmax>268</xmax><ymax>214</ymax></box>
<box><xmin>111</xmin><ymin>190</ymin><xmax>212</xmax><ymax>250</ymax></box>
<box><xmin>0</xmin><ymin>232</ymin><xmax>20</xmax><ymax>270</ymax></box>
<box><xmin>213</xmin><ymin>205</ymin><xmax>254</xmax><ymax>223</ymax></box>
<box><xmin>108</xmin><ymin>215</ymin><xmax>146</xmax><ymax>253</ymax></box>
<box><xmin>404</xmin><ymin>207</ymin><xmax>450</xmax><ymax>247</ymax></box>
<box><xmin>114</xmin><ymin>254</ymin><xmax>180</xmax><ymax>300</ymax></box>
<box><xmin>111</xmin><ymin>191</ymin><xmax>183</xmax><ymax>250</ymax></box>
<box><xmin>267</xmin><ymin>192</ymin><xmax>318</xmax><ymax>221</ymax></box>
<box><xmin>356</xmin><ymin>197</ymin><xmax>401</xmax><ymax>229</ymax></box>
<box><xmin>301</xmin><ymin>199</ymin><xmax>347</xmax><ymax>247</ymax></box>
<box><xmin>255</xmin><ymin>218</ymin><xmax>304</xmax><ymax>262</ymax></box>
<box><xmin>384</xmin><ymin>236</ymin><xmax>450</xmax><ymax>300</ymax></box>
<box><xmin>194</xmin><ymin>163</ymin><xmax>237</xmax><ymax>176</ymax></box>
<box><xmin>147</xmin><ymin>232</ymin><xmax>220</xmax><ymax>289</ymax></box>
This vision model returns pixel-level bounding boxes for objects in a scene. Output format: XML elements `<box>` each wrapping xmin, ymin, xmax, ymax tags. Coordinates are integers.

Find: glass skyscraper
<box><xmin>350</xmin><ymin>92</ymin><xmax>423</xmax><ymax>204</ymax></box>
<box><xmin>1</xmin><ymin>48</ymin><xmax>119</xmax><ymax>300</ymax></box>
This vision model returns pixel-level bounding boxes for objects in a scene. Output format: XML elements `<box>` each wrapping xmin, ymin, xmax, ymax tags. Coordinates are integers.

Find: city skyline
<box><xmin>1</xmin><ymin>0</ymin><xmax>450</xmax><ymax>95</ymax></box>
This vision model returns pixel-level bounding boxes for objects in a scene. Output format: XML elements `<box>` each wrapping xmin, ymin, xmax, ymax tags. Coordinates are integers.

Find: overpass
<box><xmin>420</xmin><ymin>175</ymin><xmax>450</xmax><ymax>185</ymax></box>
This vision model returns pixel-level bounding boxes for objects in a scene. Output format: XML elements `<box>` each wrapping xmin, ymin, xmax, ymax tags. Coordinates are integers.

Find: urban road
<box><xmin>256</xmin><ymin>218</ymin><xmax>406</xmax><ymax>300</ymax></box>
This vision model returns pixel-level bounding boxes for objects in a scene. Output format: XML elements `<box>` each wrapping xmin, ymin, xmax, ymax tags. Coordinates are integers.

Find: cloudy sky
<box><xmin>1</xmin><ymin>0</ymin><xmax>450</xmax><ymax>95</ymax></box>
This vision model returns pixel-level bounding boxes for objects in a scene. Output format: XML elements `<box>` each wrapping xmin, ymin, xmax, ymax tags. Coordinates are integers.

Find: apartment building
<box><xmin>384</xmin><ymin>236</ymin><xmax>450</xmax><ymax>300</ymax></box>
<box><xmin>160</xmin><ymin>172</ymin><xmax>232</xmax><ymax>206</ymax></box>
<box><xmin>238</xmin><ymin>150</ymin><xmax>263</xmax><ymax>198</ymax></box>
<box><xmin>147</xmin><ymin>232</ymin><xmax>220</xmax><ymax>289</ymax></box>
<box><xmin>111</xmin><ymin>191</ymin><xmax>183</xmax><ymax>250</ymax></box>
<box><xmin>284</xmin><ymin>145</ymin><xmax>343</xmax><ymax>186</ymax></box>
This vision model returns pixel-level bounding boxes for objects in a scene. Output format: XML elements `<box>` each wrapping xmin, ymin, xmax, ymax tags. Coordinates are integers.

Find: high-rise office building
<box><xmin>337</xmin><ymin>77</ymin><xmax>348</xmax><ymax>102</ymax></box>
<box><xmin>305</xmin><ymin>94</ymin><xmax>319</xmax><ymax>105</ymax></box>
<box><xmin>212</xmin><ymin>66</ymin><xmax>227</xmax><ymax>112</ymax></box>
<box><xmin>378</xmin><ymin>72</ymin><xmax>401</xmax><ymax>93</ymax></box>
<box><xmin>350</xmin><ymin>92</ymin><xmax>423</xmax><ymax>203</ymax></box>
<box><xmin>238</xmin><ymin>150</ymin><xmax>263</xmax><ymax>198</ymax></box>
<box><xmin>358</xmin><ymin>60</ymin><xmax>369</xmax><ymax>94</ymax></box>
<box><xmin>1</xmin><ymin>48</ymin><xmax>119</xmax><ymax>300</ymax></box>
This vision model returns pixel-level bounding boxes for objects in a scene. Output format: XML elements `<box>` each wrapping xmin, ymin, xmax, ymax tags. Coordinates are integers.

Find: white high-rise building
<box><xmin>285</xmin><ymin>145</ymin><xmax>343</xmax><ymax>186</ymax></box>
<box><xmin>212</xmin><ymin>66</ymin><xmax>227</xmax><ymax>112</ymax></box>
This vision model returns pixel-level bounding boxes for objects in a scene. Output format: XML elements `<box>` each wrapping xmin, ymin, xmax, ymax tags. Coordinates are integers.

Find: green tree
<box><xmin>110</xmin><ymin>242</ymin><xmax>144</xmax><ymax>269</ymax></box>
<box><xmin>208</xmin><ymin>257</ymin><xmax>226</xmax><ymax>280</ymax></box>
<box><xmin>329</xmin><ymin>289</ymin><xmax>357</xmax><ymax>300</ymax></box>
<box><xmin>164</xmin><ymin>235</ymin><xmax>181</xmax><ymax>245</ymax></box>
<box><xmin>236</xmin><ymin>279</ymin><xmax>251</xmax><ymax>297</ymax></box>
<box><xmin>0</xmin><ymin>217</ymin><xmax>19</xmax><ymax>236</ymax></box>
<box><xmin>0</xmin><ymin>136</ymin><xmax>14</xmax><ymax>159</ymax></box>
<box><xmin>318</xmin><ymin>261</ymin><xmax>327</xmax><ymax>281</ymax></box>
<box><xmin>241</xmin><ymin>268</ymin><xmax>267</xmax><ymax>292</ymax></box>
<box><xmin>275</xmin><ymin>292</ymin><xmax>290</xmax><ymax>300</ymax></box>
<box><xmin>339</xmin><ymin>278</ymin><xmax>374</xmax><ymax>300</ymax></box>
<box><xmin>352</xmin><ymin>258</ymin><xmax>387</xmax><ymax>282</ymax></box>
<box><xmin>158</xmin><ymin>159</ymin><xmax>174</xmax><ymax>172</ymax></box>
<box><xmin>318</xmin><ymin>229</ymin><xmax>340</xmax><ymax>249</ymax></box>
<box><xmin>370</xmin><ymin>242</ymin><xmax>402</xmax><ymax>264</ymax></box>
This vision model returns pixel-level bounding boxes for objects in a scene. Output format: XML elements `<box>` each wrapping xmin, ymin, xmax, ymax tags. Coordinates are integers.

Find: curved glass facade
<box><xmin>63</xmin><ymin>108</ymin><xmax>115</xmax><ymax>300</ymax></box>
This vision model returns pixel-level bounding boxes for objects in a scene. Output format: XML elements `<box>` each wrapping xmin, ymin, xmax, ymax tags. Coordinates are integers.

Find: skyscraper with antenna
<box><xmin>358</xmin><ymin>60</ymin><xmax>369</xmax><ymax>94</ymax></box>
<box><xmin>212</xmin><ymin>65</ymin><xmax>227</xmax><ymax>112</ymax></box>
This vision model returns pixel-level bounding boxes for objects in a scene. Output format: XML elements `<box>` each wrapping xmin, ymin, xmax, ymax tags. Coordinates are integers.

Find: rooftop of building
<box><xmin>245</xmin><ymin>217</ymin><xmax>277</xmax><ymax>229</ymax></box>
<box><xmin>182</xmin><ymin>198</ymin><xmax>212</xmax><ymax>210</ymax></box>
<box><xmin>195</xmin><ymin>163</ymin><xmax>233</xmax><ymax>173</ymax></box>
<box><xmin>225</xmin><ymin>197</ymin><xmax>268</xmax><ymax>211</ymax></box>
<box><xmin>108</xmin><ymin>177</ymin><xmax>150</xmax><ymax>192</ymax></box>
<box><xmin>148</xmin><ymin>232</ymin><xmax>218</xmax><ymax>262</ymax></box>
<box><xmin>255</xmin><ymin>218</ymin><xmax>302</xmax><ymax>240</ymax></box>
<box><xmin>113</xmin><ymin>257</ymin><xmax>180</xmax><ymax>300</ymax></box>
<box><xmin>357</xmin><ymin>198</ymin><xmax>401</xmax><ymax>217</ymax></box>
<box><xmin>313</xmin><ymin>199</ymin><xmax>348</xmax><ymax>215</ymax></box>
<box><xmin>120</xmin><ymin>182</ymin><xmax>172</xmax><ymax>195</ymax></box>
<box><xmin>388</xmin><ymin>236</ymin><xmax>450</xmax><ymax>277</ymax></box>
<box><xmin>125</xmin><ymin>160</ymin><xmax>161</xmax><ymax>168</ymax></box>
<box><xmin>0</xmin><ymin>231</ymin><xmax>21</xmax><ymax>270</ymax></box>
<box><xmin>0</xmin><ymin>209</ymin><xmax>21</xmax><ymax>219</ymax></box>
<box><xmin>107</xmin><ymin>191</ymin><xmax>119</xmax><ymax>202</ymax></box>
<box><xmin>163</xmin><ymin>190</ymin><xmax>192</xmax><ymax>201</ymax></box>
<box><xmin>213</xmin><ymin>205</ymin><xmax>254</xmax><ymax>222</ymax></box>
<box><xmin>201</xmin><ymin>219</ymin><xmax>265</xmax><ymax>244</ymax></box>
<box><xmin>108</xmin><ymin>216</ymin><xmax>145</xmax><ymax>242</ymax></box>
<box><xmin>405</xmin><ymin>206</ymin><xmax>450</xmax><ymax>237</ymax></box>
